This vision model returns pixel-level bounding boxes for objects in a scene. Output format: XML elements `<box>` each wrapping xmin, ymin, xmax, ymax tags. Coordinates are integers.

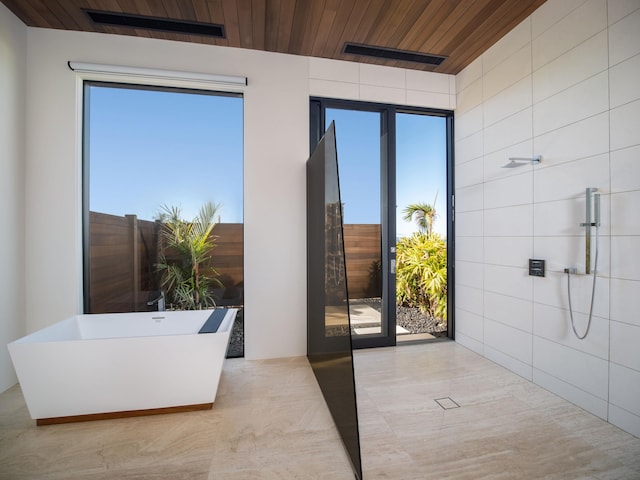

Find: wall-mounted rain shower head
<box><xmin>502</xmin><ymin>155</ymin><xmax>542</xmax><ymax>168</ymax></box>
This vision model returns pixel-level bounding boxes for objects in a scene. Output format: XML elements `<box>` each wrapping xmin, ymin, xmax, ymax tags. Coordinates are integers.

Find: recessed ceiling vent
<box><xmin>84</xmin><ymin>10</ymin><xmax>225</xmax><ymax>38</ymax></box>
<box><xmin>343</xmin><ymin>42</ymin><xmax>446</xmax><ymax>66</ymax></box>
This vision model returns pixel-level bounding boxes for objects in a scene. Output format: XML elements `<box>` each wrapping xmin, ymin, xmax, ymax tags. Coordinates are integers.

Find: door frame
<box><xmin>310</xmin><ymin>98</ymin><xmax>455</xmax><ymax>347</ymax></box>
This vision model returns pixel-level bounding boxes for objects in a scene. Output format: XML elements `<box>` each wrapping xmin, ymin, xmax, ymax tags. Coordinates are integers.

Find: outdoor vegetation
<box><xmin>396</xmin><ymin>201</ymin><xmax>447</xmax><ymax>320</ymax></box>
<box><xmin>155</xmin><ymin>201</ymin><xmax>222</xmax><ymax>310</ymax></box>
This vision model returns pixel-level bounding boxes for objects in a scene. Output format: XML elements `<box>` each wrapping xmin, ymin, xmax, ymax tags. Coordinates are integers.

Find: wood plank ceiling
<box><xmin>1</xmin><ymin>0</ymin><xmax>547</xmax><ymax>75</ymax></box>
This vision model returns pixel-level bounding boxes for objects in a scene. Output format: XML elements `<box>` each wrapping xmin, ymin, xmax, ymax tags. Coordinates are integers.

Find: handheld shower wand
<box><xmin>580</xmin><ymin>187</ymin><xmax>600</xmax><ymax>274</ymax></box>
<box><xmin>566</xmin><ymin>188</ymin><xmax>600</xmax><ymax>339</ymax></box>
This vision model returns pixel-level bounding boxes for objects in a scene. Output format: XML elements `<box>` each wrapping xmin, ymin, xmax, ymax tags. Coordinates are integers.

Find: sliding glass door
<box><xmin>311</xmin><ymin>99</ymin><xmax>454</xmax><ymax>349</ymax></box>
<box><xmin>395</xmin><ymin>112</ymin><xmax>449</xmax><ymax>341</ymax></box>
<box><xmin>324</xmin><ymin>107</ymin><xmax>393</xmax><ymax>348</ymax></box>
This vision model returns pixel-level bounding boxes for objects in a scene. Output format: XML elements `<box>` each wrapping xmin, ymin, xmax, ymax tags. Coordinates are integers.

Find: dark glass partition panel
<box><xmin>307</xmin><ymin>122</ymin><xmax>362</xmax><ymax>480</ymax></box>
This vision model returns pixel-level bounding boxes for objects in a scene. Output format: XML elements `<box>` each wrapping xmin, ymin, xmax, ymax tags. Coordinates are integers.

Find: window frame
<box><xmin>81</xmin><ymin>80</ymin><xmax>244</xmax><ymax>314</ymax></box>
<box><xmin>310</xmin><ymin>97</ymin><xmax>456</xmax><ymax>344</ymax></box>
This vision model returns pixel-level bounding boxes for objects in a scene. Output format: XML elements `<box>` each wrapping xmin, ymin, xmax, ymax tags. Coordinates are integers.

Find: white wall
<box><xmin>19</xmin><ymin>26</ymin><xmax>453</xmax><ymax>363</ymax></box>
<box><xmin>23</xmin><ymin>28</ymin><xmax>311</xmax><ymax>361</ymax></box>
<box><xmin>0</xmin><ymin>3</ymin><xmax>27</xmax><ymax>393</ymax></box>
<box><xmin>454</xmin><ymin>0</ymin><xmax>640</xmax><ymax>438</ymax></box>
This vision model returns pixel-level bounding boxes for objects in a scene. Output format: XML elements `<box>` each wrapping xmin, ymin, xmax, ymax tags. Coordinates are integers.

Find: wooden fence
<box><xmin>88</xmin><ymin>211</ymin><xmax>380</xmax><ymax>313</ymax></box>
<box><xmin>343</xmin><ymin>224</ymin><xmax>382</xmax><ymax>299</ymax></box>
<box><xmin>88</xmin><ymin>212</ymin><xmax>243</xmax><ymax>313</ymax></box>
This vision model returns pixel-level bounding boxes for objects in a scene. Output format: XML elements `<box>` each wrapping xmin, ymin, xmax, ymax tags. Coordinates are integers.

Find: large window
<box><xmin>83</xmin><ymin>82</ymin><xmax>244</xmax><ymax>354</ymax></box>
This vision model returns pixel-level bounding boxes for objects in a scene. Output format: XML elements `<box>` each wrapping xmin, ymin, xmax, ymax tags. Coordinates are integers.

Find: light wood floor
<box><xmin>1</xmin><ymin>342</ymin><xmax>639</xmax><ymax>479</ymax></box>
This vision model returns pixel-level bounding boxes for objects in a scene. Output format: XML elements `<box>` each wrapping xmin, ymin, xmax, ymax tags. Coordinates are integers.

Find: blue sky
<box><xmin>88</xmin><ymin>86</ymin><xmax>446</xmax><ymax>237</ymax></box>
<box><xmin>88</xmin><ymin>85</ymin><xmax>243</xmax><ymax>223</ymax></box>
<box><xmin>327</xmin><ymin>108</ymin><xmax>447</xmax><ymax>238</ymax></box>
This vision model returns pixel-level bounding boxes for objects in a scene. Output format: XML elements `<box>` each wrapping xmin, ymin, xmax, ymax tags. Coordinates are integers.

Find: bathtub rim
<box><xmin>9</xmin><ymin>308</ymin><xmax>237</xmax><ymax>344</ymax></box>
<box><xmin>7</xmin><ymin>308</ymin><xmax>238</xmax><ymax>424</ymax></box>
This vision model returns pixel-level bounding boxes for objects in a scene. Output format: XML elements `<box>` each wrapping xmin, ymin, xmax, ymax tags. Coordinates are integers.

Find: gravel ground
<box><xmin>227</xmin><ymin>311</ymin><xmax>244</xmax><ymax>358</ymax></box>
<box><xmin>227</xmin><ymin>297</ymin><xmax>447</xmax><ymax>358</ymax></box>
<box><xmin>358</xmin><ymin>298</ymin><xmax>447</xmax><ymax>337</ymax></box>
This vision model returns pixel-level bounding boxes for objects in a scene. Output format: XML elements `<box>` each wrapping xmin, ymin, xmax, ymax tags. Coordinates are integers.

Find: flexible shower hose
<box><xmin>566</xmin><ymin>225</ymin><xmax>599</xmax><ymax>339</ymax></box>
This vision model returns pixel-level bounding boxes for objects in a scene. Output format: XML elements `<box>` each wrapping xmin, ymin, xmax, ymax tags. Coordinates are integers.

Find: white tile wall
<box><xmin>484</xmin><ymin>171</ymin><xmax>532</xmax><ymax>209</ymax></box>
<box><xmin>484</xmin><ymin>236</ymin><xmax>533</xmax><ymax>268</ymax></box>
<box><xmin>455</xmin><ymin>184</ymin><xmax>483</xmax><ymax>213</ymax></box>
<box><xmin>611</xmin><ymin>236</ymin><xmax>640</xmax><ymax>281</ymax></box>
<box><xmin>359</xmin><ymin>84</ymin><xmax>406</xmax><ymax>105</ymax></box>
<box><xmin>532</xmin><ymin>0</ymin><xmax>607</xmax><ymax>70</ymax></box>
<box><xmin>609</xmin><ymin>363</ymin><xmax>640</xmax><ymax>417</ymax></box>
<box><xmin>533</xmin><ymin>154</ymin><xmax>610</xmax><ymax>202</ymax></box>
<box><xmin>455</xmin><ymin>331</ymin><xmax>484</xmax><ymax>355</ymax></box>
<box><xmin>534</xmin><ymin>198</ymin><xmax>587</xmax><ymax>236</ymax></box>
<box><xmin>533</xmin><ymin>302</ymin><xmax>609</xmax><ymax>359</ymax></box>
<box><xmin>483</xmin><ymin>140</ymin><xmax>534</xmax><ymax>180</ymax></box>
<box><xmin>455</xmin><ymin>156</ymin><xmax>483</xmax><ymax>188</ymax></box>
<box><xmin>611</xmin><ymin>190</ymin><xmax>640</xmax><ymax>235</ymax></box>
<box><xmin>609</xmin><ymin>53</ymin><xmax>640</xmax><ymax>108</ymax></box>
<box><xmin>309</xmin><ymin>57</ymin><xmax>359</xmax><ymax>83</ymax></box>
<box><xmin>610</xmin><ymin>99</ymin><xmax>640</xmax><ymax>150</ymax></box>
<box><xmin>483</xmin><ymin>76</ymin><xmax>532</xmax><ymax>127</ymax></box>
<box><xmin>455</xmin><ymin>0</ymin><xmax>640</xmax><ymax>437</ymax></box>
<box><xmin>359</xmin><ymin>63</ymin><xmax>405</xmax><ymax>88</ymax></box>
<box><xmin>455</xmin><ymin>211</ymin><xmax>483</xmax><ymax>237</ymax></box>
<box><xmin>308</xmin><ymin>78</ymin><xmax>359</xmax><ymax>100</ymax></box>
<box><xmin>609</xmin><ymin>405</ymin><xmax>640</xmax><ymax>439</ymax></box>
<box><xmin>531</xmin><ymin>0</ymin><xmax>589</xmax><ymax>39</ymax></box>
<box><xmin>484</xmin><ymin>323</ymin><xmax>533</xmax><ymax>372</ymax></box>
<box><xmin>533</xmin><ymin>112</ymin><xmax>609</xmax><ymax>168</ymax></box>
<box><xmin>483</xmin><ymin>45</ymin><xmax>532</xmax><ymax>101</ymax></box>
<box><xmin>455</xmin><ymin>284</ymin><xmax>484</xmax><ymax>315</ymax></box>
<box><xmin>533</xmin><ymin>336</ymin><xmax>609</xmax><ymax>399</ymax></box>
<box><xmin>610</xmin><ymin>278</ymin><xmax>640</xmax><ymax>326</ymax></box>
<box><xmin>608</xmin><ymin>0</ymin><xmax>640</xmax><ymax>25</ymax></box>
<box><xmin>484</xmin><ymin>291</ymin><xmax>533</xmax><ymax>332</ymax></box>
<box><xmin>484</xmin><ymin>204</ymin><xmax>534</xmax><ymax>237</ymax></box>
<box><xmin>455</xmin><ymin>77</ymin><xmax>483</xmax><ymax>114</ymax></box>
<box><xmin>406</xmin><ymin>70</ymin><xmax>449</xmax><ymax>93</ymax></box>
<box><xmin>455</xmin><ymin>260</ymin><xmax>483</xmax><ymax>289</ymax></box>
<box><xmin>608</xmin><ymin>7</ymin><xmax>640</xmax><ymax>65</ymax></box>
<box><xmin>484</xmin><ymin>344</ymin><xmax>533</xmax><ymax>380</ymax></box>
<box><xmin>533</xmin><ymin>368</ymin><xmax>608</xmax><ymax>419</ymax></box>
<box><xmin>483</xmin><ymin>19</ymin><xmax>532</xmax><ymax>73</ymax></box>
<box><xmin>484</xmin><ymin>319</ymin><xmax>531</xmax><ymax>376</ymax></box>
<box><xmin>307</xmin><ymin>57</ymin><xmax>456</xmax><ymax>109</ymax></box>
<box><xmin>455</xmin><ymin>105</ymin><xmax>483</xmax><ymax>141</ymax></box>
<box><xmin>455</xmin><ymin>308</ymin><xmax>484</xmax><ymax>342</ymax></box>
<box><xmin>484</xmin><ymin>107</ymin><xmax>533</xmax><ymax>154</ymax></box>
<box><xmin>533</xmin><ymin>72</ymin><xmax>609</xmax><ymax>136</ymax></box>
<box><xmin>532</xmin><ymin>268</ymin><xmax>610</xmax><ymax>318</ymax></box>
<box><xmin>406</xmin><ymin>89</ymin><xmax>451</xmax><ymax>110</ymax></box>
<box><xmin>483</xmin><ymin>264</ymin><xmax>533</xmax><ymax>301</ymax></box>
<box><xmin>611</xmin><ymin>145</ymin><xmax>640</xmax><ymax>193</ymax></box>
<box><xmin>532</xmin><ymin>30</ymin><xmax>608</xmax><ymax>104</ymax></box>
<box><xmin>610</xmin><ymin>321</ymin><xmax>640</xmax><ymax>371</ymax></box>
<box><xmin>456</xmin><ymin>56</ymin><xmax>483</xmax><ymax>92</ymax></box>
<box><xmin>455</xmin><ymin>236</ymin><xmax>484</xmax><ymax>263</ymax></box>
<box><xmin>455</xmin><ymin>131</ymin><xmax>483</xmax><ymax>165</ymax></box>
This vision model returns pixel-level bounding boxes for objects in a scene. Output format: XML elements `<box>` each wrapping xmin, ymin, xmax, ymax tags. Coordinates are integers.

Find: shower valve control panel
<box><xmin>529</xmin><ymin>259</ymin><xmax>545</xmax><ymax>277</ymax></box>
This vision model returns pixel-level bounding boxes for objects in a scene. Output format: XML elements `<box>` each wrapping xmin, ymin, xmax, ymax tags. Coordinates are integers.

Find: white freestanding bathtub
<box><xmin>7</xmin><ymin>308</ymin><xmax>237</xmax><ymax>425</ymax></box>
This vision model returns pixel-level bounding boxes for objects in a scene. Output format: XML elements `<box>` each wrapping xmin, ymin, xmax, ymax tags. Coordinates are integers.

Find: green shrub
<box><xmin>396</xmin><ymin>233</ymin><xmax>447</xmax><ymax>320</ymax></box>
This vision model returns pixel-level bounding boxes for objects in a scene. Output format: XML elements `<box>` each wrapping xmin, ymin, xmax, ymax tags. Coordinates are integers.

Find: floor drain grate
<box><xmin>435</xmin><ymin>397</ymin><xmax>460</xmax><ymax>410</ymax></box>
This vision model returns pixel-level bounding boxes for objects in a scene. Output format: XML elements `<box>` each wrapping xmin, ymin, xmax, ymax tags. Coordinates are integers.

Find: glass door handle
<box><xmin>390</xmin><ymin>258</ymin><xmax>396</xmax><ymax>274</ymax></box>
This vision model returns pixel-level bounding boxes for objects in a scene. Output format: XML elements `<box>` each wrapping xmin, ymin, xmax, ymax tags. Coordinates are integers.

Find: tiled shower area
<box><xmin>454</xmin><ymin>0</ymin><xmax>640</xmax><ymax>438</ymax></box>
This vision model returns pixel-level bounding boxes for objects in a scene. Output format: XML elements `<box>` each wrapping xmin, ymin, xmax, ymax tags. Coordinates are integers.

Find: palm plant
<box><xmin>155</xmin><ymin>201</ymin><xmax>222</xmax><ymax>310</ymax></box>
<box><xmin>402</xmin><ymin>194</ymin><xmax>438</xmax><ymax>236</ymax></box>
<box><xmin>396</xmin><ymin>232</ymin><xmax>447</xmax><ymax>320</ymax></box>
